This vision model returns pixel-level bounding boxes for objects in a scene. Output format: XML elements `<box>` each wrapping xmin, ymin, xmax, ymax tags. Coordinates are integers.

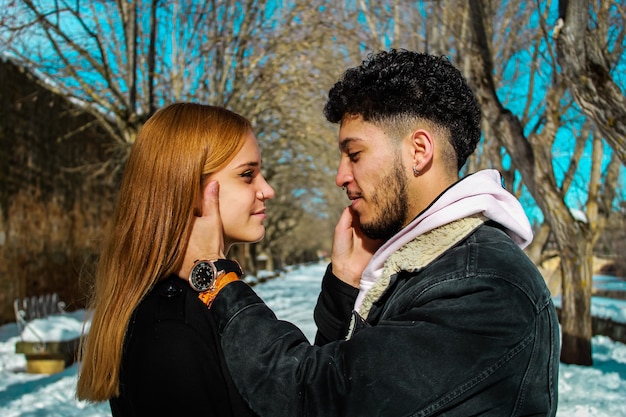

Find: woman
<box><xmin>76</xmin><ymin>103</ymin><xmax>273</xmax><ymax>416</ymax></box>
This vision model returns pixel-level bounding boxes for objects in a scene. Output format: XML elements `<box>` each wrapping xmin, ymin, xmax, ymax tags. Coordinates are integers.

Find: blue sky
<box><xmin>2</xmin><ymin>0</ymin><xmax>624</xmax><ymax>226</ymax></box>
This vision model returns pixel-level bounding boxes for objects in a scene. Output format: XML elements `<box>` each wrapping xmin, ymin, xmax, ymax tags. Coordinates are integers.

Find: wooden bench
<box><xmin>13</xmin><ymin>294</ymin><xmax>82</xmax><ymax>374</ymax></box>
<box><xmin>15</xmin><ymin>338</ymin><xmax>81</xmax><ymax>374</ymax></box>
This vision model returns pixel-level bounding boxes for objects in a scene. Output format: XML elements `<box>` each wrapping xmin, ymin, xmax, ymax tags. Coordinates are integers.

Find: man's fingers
<box><xmin>202</xmin><ymin>180</ymin><xmax>220</xmax><ymax>217</ymax></box>
<box><xmin>176</xmin><ymin>182</ymin><xmax>225</xmax><ymax>279</ymax></box>
<box><xmin>346</xmin><ymin>206</ymin><xmax>383</xmax><ymax>255</ymax></box>
<box><xmin>337</xmin><ymin>206</ymin><xmax>351</xmax><ymax>228</ymax></box>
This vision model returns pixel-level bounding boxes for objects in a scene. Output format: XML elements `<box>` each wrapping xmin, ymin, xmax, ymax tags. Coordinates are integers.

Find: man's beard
<box><xmin>360</xmin><ymin>160</ymin><xmax>409</xmax><ymax>241</ymax></box>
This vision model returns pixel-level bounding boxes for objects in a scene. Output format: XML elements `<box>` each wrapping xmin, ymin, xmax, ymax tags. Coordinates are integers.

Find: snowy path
<box><xmin>0</xmin><ymin>262</ymin><xmax>625</xmax><ymax>416</ymax></box>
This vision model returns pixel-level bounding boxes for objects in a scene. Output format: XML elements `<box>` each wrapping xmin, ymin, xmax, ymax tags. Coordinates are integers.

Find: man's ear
<box><xmin>409</xmin><ymin>129</ymin><xmax>434</xmax><ymax>173</ymax></box>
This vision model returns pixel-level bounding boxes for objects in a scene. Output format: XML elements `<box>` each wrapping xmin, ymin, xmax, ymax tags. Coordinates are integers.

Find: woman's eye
<box><xmin>240</xmin><ymin>170</ymin><xmax>254</xmax><ymax>182</ymax></box>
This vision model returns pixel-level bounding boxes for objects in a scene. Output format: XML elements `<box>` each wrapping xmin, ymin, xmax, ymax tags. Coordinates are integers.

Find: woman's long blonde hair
<box><xmin>76</xmin><ymin>103</ymin><xmax>251</xmax><ymax>401</ymax></box>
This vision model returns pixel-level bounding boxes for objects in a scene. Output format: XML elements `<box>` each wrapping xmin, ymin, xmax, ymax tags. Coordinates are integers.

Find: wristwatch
<box><xmin>188</xmin><ymin>259</ymin><xmax>243</xmax><ymax>292</ymax></box>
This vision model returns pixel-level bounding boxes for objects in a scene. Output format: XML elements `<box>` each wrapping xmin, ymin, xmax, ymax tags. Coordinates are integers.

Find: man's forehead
<box><xmin>338</xmin><ymin>117</ymin><xmax>383</xmax><ymax>144</ymax></box>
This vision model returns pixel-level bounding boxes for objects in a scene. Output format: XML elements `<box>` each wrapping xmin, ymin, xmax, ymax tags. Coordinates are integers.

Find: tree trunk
<box><xmin>466</xmin><ymin>0</ymin><xmax>597</xmax><ymax>365</ymax></box>
<box><xmin>558</xmin><ymin>234</ymin><xmax>594</xmax><ymax>365</ymax></box>
<box><xmin>525</xmin><ymin>223</ymin><xmax>551</xmax><ymax>265</ymax></box>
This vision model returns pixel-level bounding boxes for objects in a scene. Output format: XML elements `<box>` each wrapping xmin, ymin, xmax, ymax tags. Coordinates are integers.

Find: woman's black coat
<box><xmin>110</xmin><ymin>276</ymin><xmax>256</xmax><ymax>417</ymax></box>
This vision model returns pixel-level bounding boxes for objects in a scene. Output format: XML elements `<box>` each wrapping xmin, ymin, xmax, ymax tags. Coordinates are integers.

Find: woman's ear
<box><xmin>409</xmin><ymin>129</ymin><xmax>434</xmax><ymax>173</ymax></box>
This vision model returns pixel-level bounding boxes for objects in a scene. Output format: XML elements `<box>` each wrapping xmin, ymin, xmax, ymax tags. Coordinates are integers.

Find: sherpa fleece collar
<box><xmin>355</xmin><ymin>214</ymin><xmax>487</xmax><ymax>320</ymax></box>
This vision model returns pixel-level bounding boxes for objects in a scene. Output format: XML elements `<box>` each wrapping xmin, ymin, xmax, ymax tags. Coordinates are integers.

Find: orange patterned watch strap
<box><xmin>197</xmin><ymin>272</ymin><xmax>240</xmax><ymax>308</ymax></box>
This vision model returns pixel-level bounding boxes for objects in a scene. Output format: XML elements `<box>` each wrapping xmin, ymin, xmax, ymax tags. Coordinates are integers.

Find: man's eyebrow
<box><xmin>339</xmin><ymin>137</ymin><xmax>362</xmax><ymax>152</ymax></box>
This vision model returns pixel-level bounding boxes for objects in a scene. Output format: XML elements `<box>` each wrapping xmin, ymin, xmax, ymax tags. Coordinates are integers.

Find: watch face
<box><xmin>189</xmin><ymin>261</ymin><xmax>216</xmax><ymax>292</ymax></box>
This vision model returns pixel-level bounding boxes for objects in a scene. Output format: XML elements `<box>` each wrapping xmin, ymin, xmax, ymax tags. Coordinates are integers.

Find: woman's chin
<box><xmin>226</xmin><ymin>230</ymin><xmax>266</xmax><ymax>247</ymax></box>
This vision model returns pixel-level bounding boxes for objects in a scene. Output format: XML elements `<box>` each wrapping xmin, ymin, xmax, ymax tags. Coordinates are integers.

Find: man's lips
<box><xmin>347</xmin><ymin>193</ymin><xmax>363</xmax><ymax>209</ymax></box>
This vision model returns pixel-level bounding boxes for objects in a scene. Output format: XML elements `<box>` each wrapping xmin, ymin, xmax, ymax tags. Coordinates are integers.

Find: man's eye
<box><xmin>348</xmin><ymin>152</ymin><xmax>360</xmax><ymax>162</ymax></box>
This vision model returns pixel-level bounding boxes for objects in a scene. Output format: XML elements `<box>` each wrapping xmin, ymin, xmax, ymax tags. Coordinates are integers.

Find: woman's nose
<box><xmin>258</xmin><ymin>178</ymin><xmax>275</xmax><ymax>200</ymax></box>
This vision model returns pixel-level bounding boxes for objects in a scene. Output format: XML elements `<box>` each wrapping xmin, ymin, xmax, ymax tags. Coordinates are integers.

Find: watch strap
<box><xmin>197</xmin><ymin>272</ymin><xmax>240</xmax><ymax>308</ymax></box>
<box><xmin>213</xmin><ymin>259</ymin><xmax>243</xmax><ymax>277</ymax></box>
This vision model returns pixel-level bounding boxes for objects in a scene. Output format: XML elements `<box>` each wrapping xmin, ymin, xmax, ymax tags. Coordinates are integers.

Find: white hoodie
<box><xmin>354</xmin><ymin>169</ymin><xmax>534</xmax><ymax>311</ymax></box>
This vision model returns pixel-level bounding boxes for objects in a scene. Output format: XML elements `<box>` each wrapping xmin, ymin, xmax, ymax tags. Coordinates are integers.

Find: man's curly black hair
<box><xmin>324</xmin><ymin>49</ymin><xmax>481</xmax><ymax>171</ymax></box>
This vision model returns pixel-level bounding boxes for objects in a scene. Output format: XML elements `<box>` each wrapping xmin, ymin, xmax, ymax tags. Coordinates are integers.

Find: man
<box><xmin>183</xmin><ymin>49</ymin><xmax>559</xmax><ymax>416</ymax></box>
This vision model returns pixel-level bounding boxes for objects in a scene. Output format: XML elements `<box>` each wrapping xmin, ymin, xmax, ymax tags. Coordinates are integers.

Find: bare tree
<box><xmin>465</xmin><ymin>0</ymin><xmax>623</xmax><ymax>365</ymax></box>
<box><xmin>347</xmin><ymin>0</ymin><xmax>623</xmax><ymax>365</ymax></box>
<box><xmin>4</xmin><ymin>1</ymin><xmax>624</xmax><ymax>361</ymax></box>
<box><xmin>553</xmin><ymin>0</ymin><xmax>626</xmax><ymax>165</ymax></box>
<box><xmin>1</xmin><ymin>0</ymin><xmax>351</xmax><ymax>269</ymax></box>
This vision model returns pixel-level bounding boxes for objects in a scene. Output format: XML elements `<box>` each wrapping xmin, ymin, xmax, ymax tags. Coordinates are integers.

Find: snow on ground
<box><xmin>0</xmin><ymin>262</ymin><xmax>625</xmax><ymax>416</ymax></box>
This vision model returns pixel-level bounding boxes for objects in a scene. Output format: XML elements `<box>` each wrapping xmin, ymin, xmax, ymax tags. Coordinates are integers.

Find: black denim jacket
<box><xmin>213</xmin><ymin>223</ymin><xmax>559</xmax><ymax>416</ymax></box>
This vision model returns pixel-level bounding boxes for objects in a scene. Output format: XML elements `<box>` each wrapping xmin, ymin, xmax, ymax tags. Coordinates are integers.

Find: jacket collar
<box><xmin>355</xmin><ymin>214</ymin><xmax>487</xmax><ymax>320</ymax></box>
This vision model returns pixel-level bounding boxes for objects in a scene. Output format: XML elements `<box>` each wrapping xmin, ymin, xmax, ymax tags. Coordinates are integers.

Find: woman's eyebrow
<box><xmin>234</xmin><ymin>161</ymin><xmax>259</xmax><ymax>169</ymax></box>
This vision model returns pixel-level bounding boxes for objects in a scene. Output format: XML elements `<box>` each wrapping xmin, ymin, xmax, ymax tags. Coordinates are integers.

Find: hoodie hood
<box><xmin>354</xmin><ymin>169</ymin><xmax>533</xmax><ymax>311</ymax></box>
